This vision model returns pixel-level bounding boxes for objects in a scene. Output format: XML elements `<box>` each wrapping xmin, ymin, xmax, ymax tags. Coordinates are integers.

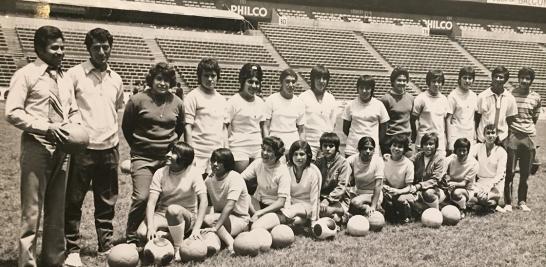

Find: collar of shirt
<box><xmin>82</xmin><ymin>59</ymin><xmax>111</xmax><ymax>76</ymax></box>
<box><xmin>33</xmin><ymin>58</ymin><xmax>53</xmax><ymax>76</ymax></box>
<box><xmin>484</xmin><ymin>87</ymin><xmax>510</xmax><ymax>98</ymax></box>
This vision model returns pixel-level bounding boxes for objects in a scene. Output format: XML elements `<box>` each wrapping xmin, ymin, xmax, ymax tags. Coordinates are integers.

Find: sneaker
<box><xmin>64</xmin><ymin>252</ymin><xmax>83</xmax><ymax>267</ymax></box>
<box><xmin>519</xmin><ymin>202</ymin><xmax>531</xmax><ymax>212</ymax></box>
<box><xmin>504</xmin><ymin>205</ymin><xmax>513</xmax><ymax>212</ymax></box>
<box><xmin>495</xmin><ymin>206</ymin><xmax>506</xmax><ymax>213</ymax></box>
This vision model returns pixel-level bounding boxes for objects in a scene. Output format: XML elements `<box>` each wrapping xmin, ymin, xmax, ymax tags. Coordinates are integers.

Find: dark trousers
<box><xmin>19</xmin><ymin>133</ymin><xmax>69</xmax><ymax>267</ymax></box>
<box><xmin>125</xmin><ymin>155</ymin><xmax>164</xmax><ymax>244</ymax></box>
<box><xmin>504</xmin><ymin>132</ymin><xmax>535</xmax><ymax>205</ymax></box>
<box><xmin>65</xmin><ymin>146</ymin><xmax>119</xmax><ymax>253</ymax></box>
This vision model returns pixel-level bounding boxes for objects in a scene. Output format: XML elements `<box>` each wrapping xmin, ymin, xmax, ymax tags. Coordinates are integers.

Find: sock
<box><xmin>168</xmin><ymin>222</ymin><xmax>185</xmax><ymax>248</ymax></box>
<box><xmin>251</xmin><ymin>213</ymin><xmax>281</xmax><ymax>230</ymax></box>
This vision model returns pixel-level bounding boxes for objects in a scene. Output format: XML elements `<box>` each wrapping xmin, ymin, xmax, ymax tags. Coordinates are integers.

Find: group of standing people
<box><xmin>5</xmin><ymin>25</ymin><xmax>541</xmax><ymax>267</ymax></box>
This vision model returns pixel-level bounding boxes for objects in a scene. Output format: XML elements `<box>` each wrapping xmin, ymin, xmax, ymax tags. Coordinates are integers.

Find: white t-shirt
<box><xmin>342</xmin><ymin>97</ymin><xmax>389</xmax><ymax>156</ymax></box>
<box><xmin>265</xmin><ymin>92</ymin><xmax>305</xmax><ymax>134</ymax></box>
<box><xmin>149</xmin><ymin>166</ymin><xmax>207</xmax><ymax>215</ymax></box>
<box><xmin>412</xmin><ymin>91</ymin><xmax>450</xmax><ymax>149</ymax></box>
<box><xmin>299</xmin><ymin>90</ymin><xmax>337</xmax><ymax>150</ymax></box>
<box><xmin>241</xmin><ymin>159</ymin><xmax>291</xmax><ymax>206</ymax></box>
<box><xmin>184</xmin><ymin>87</ymin><xmax>228</xmax><ymax>157</ymax></box>
<box><xmin>205</xmin><ymin>170</ymin><xmax>250</xmax><ymax>218</ymax></box>
<box><xmin>227</xmin><ymin>93</ymin><xmax>265</xmax><ymax>148</ymax></box>
<box><xmin>447</xmin><ymin>87</ymin><xmax>477</xmax><ymax>148</ymax></box>
<box><xmin>383</xmin><ymin>154</ymin><xmax>414</xmax><ymax>189</ymax></box>
<box><xmin>288</xmin><ymin>164</ymin><xmax>322</xmax><ymax>221</ymax></box>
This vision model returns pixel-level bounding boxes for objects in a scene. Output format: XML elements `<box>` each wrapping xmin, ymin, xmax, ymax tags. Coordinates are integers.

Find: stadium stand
<box><xmin>517</xmin><ymin>26</ymin><xmax>544</xmax><ymax>34</ymax></box>
<box><xmin>312</xmin><ymin>12</ymin><xmax>365</xmax><ymax>23</ymax></box>
<box><xmin>155</xmin><ymin>38</ymin><xmax>278</xmax><ymax>66</ymax></box>
<box><xmin>0</xmin><ymin>27</ymin><xmax>8</xmax><ymax>51</ymax></box>
<box><xmin>16</xmin><ymin>27</ymin><xmax>154</xmax><ymax>60</ymax></box>
<box><xmin>456</xmin><ymin>22</ymin><xmax>486</xmax><ymax>31</ymax></box>
<box><xmin>260</xmin><ymin>23</ymin><xmax>385</xmax><ymax>71</ymax></box>
<box><xmin>456</xmin><ymin>37</ymin><xmax>546</xmax><ymax>79</ymax></box>
<box><xmin>181</xmin><ymin>0</ymin><xmax>215</xmax><ymax>8</ymax></box>
<box><xmin>0</xmin><ymin>54</ymin><xmax>17</xmax><ymax>87</ymax></box>
<box><xmin>174</xmin><ymin>64</ymin><xmax>304</xmax><ymax>97</ymax></box>
<box><xmin>299</xmin><ymin>71</ymin><xmax>394</xmax><ymax>100</ymax></box>
<box><xmin>487</xmin><ymin>24</ymin><xmax>517</xmax><ymax>33</ymax></box>
<box><xmin>134</xmin><ymin>0</ymin><xmax>176</xmax><ymax>5</ymax></box>
<box><xmin>276</xmin><ymin>9</ymin><xmax>310</xmax><ymax>19</ymax></box>
<box><xmin>362</xmin><ymin>32</ymin><xmax>486</xmax><ymax>75</ymax></box>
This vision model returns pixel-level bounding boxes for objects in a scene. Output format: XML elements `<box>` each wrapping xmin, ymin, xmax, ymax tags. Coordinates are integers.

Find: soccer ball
<box><xmin>58</xmin><ymin>123</ymin><xmax>89</xmax><ymax>153</ymax></box>
<box><xmin>120</xmin><ymin>159</ymin><xmax>131</xmax><ymax>174</ymax></box>
<box><xmin>422</xmin><ymin>208</ymin><xmax>443</xmax><ymax>228</ymax></box>
<box><xmin>233</xmin><ymin>232</ymin><xmax>261</xmax><ymax>256</ymax></box>
<box><xmin>202</xmin><ymin>231</ymin><xmax>222</xmax><ymax>256</ymax></box>
<box><xmin>179</xmin><ymin>238</ymin><xmax>208</xmax><ymax>262</ymax></box>
<box><xmin>368</xmin><ymin>211</ymin><xmax>386</xmax><ymax>232</ymax></box>
<box><xmin>250</xmin><ymin>228</ymin><xmax>272</xmax><ymax>252</ymax></box>
<box><xmin>270</xmin><ymin>225</ymin><xmax>295</xmax><ymax>249</ymax></box>
<box><xmin>441</xmin><ymin>205</ymin><xmax>461</xmax><ymax>226</ymax></box>
<box><xmin>142</xmin><ymin>237</ymin><xmax>175</xmax><ymax>266</ymax></box>
<box><xmin>346</xmin><ymin>215</ymin><xmax>369</xmax><ymax>236</ymax></box>
<box><xmin>313</xmin><ymin>217</ymin><xmax>337</xmax><ymax>240</ymax></box>
<box><xmin>107</xmin><ymin>244</ymin><xmax>139</xmax><ymax>267</ymax></box>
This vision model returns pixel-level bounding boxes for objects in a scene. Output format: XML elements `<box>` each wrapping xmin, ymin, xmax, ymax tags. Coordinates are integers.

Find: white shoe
<box><xmin>495</xmin><ymin>206</ymin><xmax>506</xmax><ymax>213</ymax></box>
<box><xmin>504</xmin><ymin>205</ymin><xmax>513</xmax><ymax>212</ymax></box>
<box><xmin>519</xmin><ymin>203</ymin><xmax>531</xmax><ymax>212</ymax></box>
<box><xmin>64</xmin><ymin>252</ymin><xmax>83</xmax><ymax>267</ymax></box>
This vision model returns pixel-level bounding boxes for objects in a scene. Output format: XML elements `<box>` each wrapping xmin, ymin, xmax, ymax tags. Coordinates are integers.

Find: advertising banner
<box><xmin>486</xmin><ymin>0</ymin><xmax>546</xmax><ymax>8</ymax></box>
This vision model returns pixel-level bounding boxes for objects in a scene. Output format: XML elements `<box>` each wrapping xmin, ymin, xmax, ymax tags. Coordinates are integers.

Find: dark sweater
<box><xmin>122</xmin><ymin>90</ymin><xmax>184</xmax><ymax>159</ymax></box>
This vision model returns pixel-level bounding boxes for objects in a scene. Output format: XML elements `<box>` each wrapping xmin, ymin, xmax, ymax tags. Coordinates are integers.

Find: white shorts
<box><xmin>205</xmin><ymin>213</ymin><xmax>249</xmax><ymax>236</ymax></box>
<box><xmin>193</xmin><ymin>156</ymin><xmax>211</xmax><ymax>175</ymax></box>
<box><xmin>448</xmin><ymin>129</ymin><xmax>476</xmax><ymax>151</ymax></box>
<box><xmin>231</xmin><ymin>145</ymin><xmax>261</xmax><ymax>162</ymax></box>
<box><xmin>270</xmin><ymin>131</ymin><xmax>299</xmax><ymax>153</ymax></box>
<box><xmin>281</xmin><ymin>202</ymin><xmax>312</xmax><ymax>219</ymax></box>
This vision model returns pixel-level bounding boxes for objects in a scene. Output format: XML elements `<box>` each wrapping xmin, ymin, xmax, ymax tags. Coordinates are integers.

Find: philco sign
<box><xmin>230</xmin><ymin>5</ymin><xmax>270</xmax><ymax>18</ymax></box>
<box><xmin>422</xmin><ymin>19</ymin><xmax>453</xmax><ymax>34</ymax></box>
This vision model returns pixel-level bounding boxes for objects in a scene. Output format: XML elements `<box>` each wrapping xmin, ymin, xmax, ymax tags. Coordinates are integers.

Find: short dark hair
<box><xmin>146</xmin><ymin>62</ymin><xmax>177</xmax><ymax>88</ymax></box>
<box><xmin>310</xmin><ymin>64</ymin><xmax>330</xmax><ymax>91</ymax></box>
<box><xmin>169</xmin><ymin>141</ymin><xmax>194</xmax><ymax>170</ymax></box>
<box><xmin>483</xmin><ymin>124</ymin><xmax>502</xmax><ymax>146</ymax></box>
<box><xmin>491</xmin><ymin>66</ymin><xmax>510</xmax><ymax>83</ymax></box>
<box><xmin>197</xmin><ymin>58</ymin><xmax>221</xmax><ymax>84</ymax></box>
<box><xmin>389</xmin><ymin>134</ymin><xmax>410</xmax><ymax>153</ymax></box>
<box><xmin>420</xmin><ymin>132</ymin><xmax>439</xmax><ymax>150</ymax></box>
<box><xmin>458</xmin><ymin>66</ymin><xmax>475</xmax><ymax>86</ymax></box>
<box><xmin>319</xmin><ymin>132</ymin><xmax>340</xmax><ymax>153</ymax></box>
<box><xmin>287</xmin><ymin>140</ymin><xmax>313</xmax><ymax>168</ymax></box>
<box><xmin>239</xmin><ymin>63</ymin><xmax>263</xmax><ymax>91</ymax></box>
<box><xmin>211</xmin><ymin>148</ymin><xmax>235</xmax><ymax>173</ymax></box>
<box><xmin>262</xmin><ymin>136</ymin><xmax>285</xmax><ymax>161</ymax></box>
<box><xmin>454</xmin><ymin>138</ymin><xmax>471</xmax><ymax>152</ymax></box>
<box><xmin>34</xmin><ymin>25</ymin><xmax>64</xmax><ymax>53</ymax></box>
<box><xmin>390</xmin><ymin>67</ymin><xmax>409</xmax><ymax>87</ymax></box>
<box><xmin>518</xmin><ymin>67</ymin><xmax>535</xmax><ymax>83</ymax></box>
<box><xmin>426</xmin><ymin>69</ymin><xmax>445</xmax><ymax>86</ymax></box>
<box><xmin>279</xmin><ymin>68</ymin><xmax>297</xmax><ymax>83</ymax></box>
<box><xmin>356</xmin><ymin>75</ymin><xmax>375</xmax><ymax>96</ymax></box>
<box><xmin>357</xmin><ymin>136</ymin><xmax>376</xmax><ymax>151</ymax></box>
<box><xmin>85</xmin><ymin>28</ymin><xmax>113</xmax><ymax>51</ymax></box>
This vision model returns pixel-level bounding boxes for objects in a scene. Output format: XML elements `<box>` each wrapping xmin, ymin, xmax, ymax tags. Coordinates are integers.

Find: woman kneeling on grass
<box><xmin>253</xmin><ymin>141</ymin><xmax>321</xmax><ymax>230</ymax></box>
<box><xmin>137</xmin><ymin>141</ymin><xmax>208</xmax><ymax>260</ymax></box>
<box><xmin>382</xmin><ymin>134</ymin><xmax>416</xmax><ymax>224</ymax></box>
<box><xmin>346</xmin><ymin>136</ymin><xmax>384</xmax><ymax>217</ymax></box>
<box><xmin>468</xmin><ymin>124</ymin><xmax>507</xmax><ymax>213</ymax></box>
<box><xmin>241</xmin><ymin>136</ymin><xmax>291</xmax><ymax>228</ymax></box>
<box><xmin>442</xmin><ymin>138</ymin><xmax>478</xmax><ymax>218</ymax></box>
<box><xmin>203</xmin><ymin>148</ymin><xmax>251</xmax><ymax>253</ymax></box>
<box><xmin>409</xmin><ymin>132</ymin><xmax>446</xmax><ymax>211</ymax></box>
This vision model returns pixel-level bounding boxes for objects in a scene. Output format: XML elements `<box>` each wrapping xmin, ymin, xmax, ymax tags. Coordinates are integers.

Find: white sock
<box><xmin>168</xmin><ymin>222</ymin><xmax>185</xmax><ymax>248</ymax></box>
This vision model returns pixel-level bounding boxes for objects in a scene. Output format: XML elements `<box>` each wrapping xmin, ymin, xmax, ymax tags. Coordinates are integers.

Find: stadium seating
<box><xmin>312</xmin><ymin>12</ymin><xmax>364</xmax><ymax>23</ymax></box>
<box><xmin>174</xmin><ymin>65</ymin><xmax>304</xmax><ymax>97</ymax></box>
<box><xmin>517</xmin><ymin>26</ymin><xmax>544</xmax><ymax>34</ymax></box>
<box><xmin>362</xmin><ymin>32</ymin><xmax>485</xmax><ymax>75</ymax></box>
<box><xmin>0</xmin><ymin>27</ymin><xmax>8</xmax><ymax>51</ymax></box>
<box><xmin>487</xmin><ymin>24</ymin><xmax>517</xmax><ymax>33</ymax></box>
<box><xmin>0</xmin><ymin>55</ymin><xmax>16</xmax><ymax>87</ymax></box>
<box><xmin>456</xmin><ymin>22</ymin><xmax>486</xmax><ymax>31</ymax></box>
<box><xmin>299</xmin><ymin>71</ymin><xmax>393</xmax><ymax>100</ymax></box>
<box><xmin>181</xmin><ymin>0</ymin><xmax>215</xmax><ymax>8</ymax></box>
<box><xmin>16</xmin><ymin>28</ymin><xmax>154</xmax><ymax>60</ymax></box>
<box><xmin>156</xmin><ymin>38</ymin><xmax>278</xmax><ymax>66</ymax></box>
<box><xmin>134</xmin><ymin>0</ymin><xmax>176</xmax><ymax>5</ymax></box>
<box><xmin>260</xmin><ymin>24</ymin><xmax>385</xmax><ymax>71</ymax></box>
<box><xmin>456</xmin><ymin>37</ymin><xmax>546</xmax><ymax>79</ymax></box>
<box><xmin>276</xmin><ymin>9</ymin><xmax>310</xmax><ymax>19</ymax></box>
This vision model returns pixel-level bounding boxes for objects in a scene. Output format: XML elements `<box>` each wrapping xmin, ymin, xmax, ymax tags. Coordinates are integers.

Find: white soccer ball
<box><xmin>142</xmin><ymin>237</ymin><xmax>175</xmax><ymax>266</ymax></box>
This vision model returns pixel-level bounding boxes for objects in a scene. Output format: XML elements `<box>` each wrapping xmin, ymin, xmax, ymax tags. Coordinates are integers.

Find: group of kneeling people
<box><xmin>138</xmin><ymin>126</ymin><xmax>507</xmax><ymax>258</ymax></box>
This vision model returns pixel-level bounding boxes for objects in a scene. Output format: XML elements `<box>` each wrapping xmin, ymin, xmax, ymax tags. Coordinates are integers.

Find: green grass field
<box><xmin>1</xmin><ymin>101</ymin><xmax>545</xmax><ymax>266</ymax></box>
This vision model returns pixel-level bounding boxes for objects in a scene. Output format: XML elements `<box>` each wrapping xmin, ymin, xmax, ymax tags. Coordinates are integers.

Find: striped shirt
<box><xmin>510</xmin><ymin>89</ymin><xmax>541</xmax><ymax>136</ymax></box>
